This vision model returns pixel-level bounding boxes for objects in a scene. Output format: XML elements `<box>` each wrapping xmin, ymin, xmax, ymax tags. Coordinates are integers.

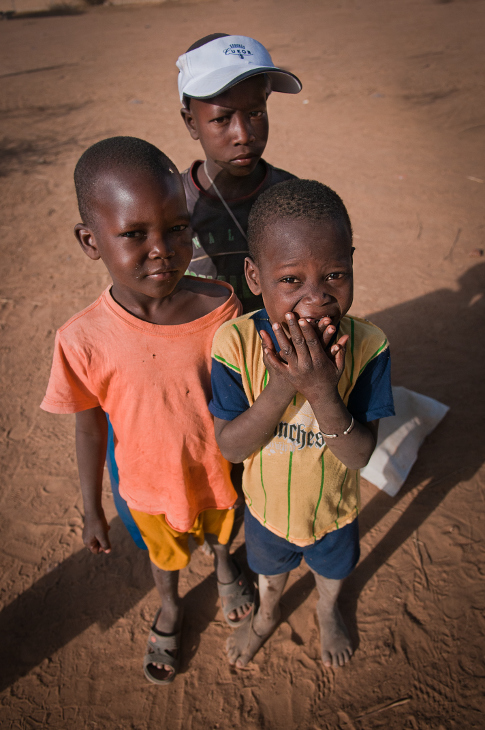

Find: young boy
<box><xmin>40</xmin><ymin>136</ymin><xmax>254</xmax><ymax>684</ymax></box>
<box><xmin>209</xmin><ymin>179</ymin><xmax>395</xmax><ymax>669</ymax></box>
<box><xmin>176</xmin><ymin>33</ymin><xmax>302</xmax><ymax>312</ymax></box>
<box><xmin>105</xmin><ymin>34</ymin><xmax>302</xmax><ymax>550</ymax></box>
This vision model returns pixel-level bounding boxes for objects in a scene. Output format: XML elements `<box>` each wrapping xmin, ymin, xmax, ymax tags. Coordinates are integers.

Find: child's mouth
<box><xmin>303</xmin><ymin>316</ymin><xmax>332</xmax><ymax>326</ymax></box>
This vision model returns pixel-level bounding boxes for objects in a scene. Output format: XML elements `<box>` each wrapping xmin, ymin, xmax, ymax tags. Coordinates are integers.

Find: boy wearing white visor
<box><xmin>177</xmin><ymin>33</ymin><xmax>302</xmax><ymax>312</ymax></box>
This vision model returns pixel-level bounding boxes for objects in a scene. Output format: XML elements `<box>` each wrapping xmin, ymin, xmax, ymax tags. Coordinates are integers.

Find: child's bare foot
<box><xmin>226</xmin><ymin>572</ymin><xmax>288</xmax><ymax>666</ymax></box>
<box><xmin>226</xmin><ymin>606</ymin><xmax>280</xmax><ymax>667</ymax></box>
<box><xmin>313</xmin><ymin>573</ymin><xmax>352</xmax><ymax>667</ymax></box>
<box><xmin>317</xmin><ymin>602</ymin><xmax>353</xmax><ymax>667</ymax></box>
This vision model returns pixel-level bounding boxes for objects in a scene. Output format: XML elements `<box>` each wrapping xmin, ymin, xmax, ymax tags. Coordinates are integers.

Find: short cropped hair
<box><xmin>186</xmin><ymin>32</ymin><xmax>229</xmax><ymax>54</ymax></box>
<box><xmin>74</xmin><ymin>136</ymin><xmax>176</xmax><ymax>226</ymax></box>
<box><xmin>247</xmin><ymin>179</ymin><xmax>353</xmax><ymax>262</ymax></box>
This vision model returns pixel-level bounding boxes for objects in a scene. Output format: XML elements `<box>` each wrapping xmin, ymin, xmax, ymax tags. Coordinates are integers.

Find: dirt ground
<box><xmin>1</xmin><ymin>0</ymin><xmax>484</xmax><ymax>727</ymax></box>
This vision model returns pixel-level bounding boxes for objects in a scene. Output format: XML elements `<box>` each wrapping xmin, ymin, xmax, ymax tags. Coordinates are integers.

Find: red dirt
<box><xmin>1</xmin><ymin>1</ymin><xmax>484</xmax><ymax>728</ymax></box>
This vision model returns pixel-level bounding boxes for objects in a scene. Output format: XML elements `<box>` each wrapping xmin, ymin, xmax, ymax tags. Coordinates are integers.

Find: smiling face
<box><xmin>182</xmin><ymin>75</ymin><xmax>269</xmax><ymax>178</ymax></box>
<box><xmin>75</xmin><ymin>168</ymin><xmax>192</xmax><ymax>311</ymax></box>
<box><xmin>245</xmin><ymin>217</ymin><xmax>354</xmax><ymax>332</ymax></box>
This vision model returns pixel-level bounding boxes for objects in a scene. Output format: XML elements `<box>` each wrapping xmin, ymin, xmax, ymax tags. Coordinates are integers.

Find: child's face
<box><xmin>245</xmin><ymin>218</ymin><xmax>354</xmax><ymax>335</ymax></box>
<box><xmin>182</xmin><ymin>75</ymin><xmax>269</xmax><ymax>178</ymax></box>
<box><xmin>75</xmin><ymin>168</ymin><xmax>193</xmax><ymax>306</ymax></box>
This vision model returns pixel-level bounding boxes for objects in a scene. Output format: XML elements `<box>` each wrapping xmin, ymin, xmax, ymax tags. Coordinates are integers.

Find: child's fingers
<box><xmin>260</xmin><ymin>329</ymin><xmax>276</xmax><ymax>353</ymax></box>
<box><xmin>317</xmin><ymin>317</ymin><xmax>334</xmax><ymax>345</ymax></box>
<box><xmin>84</xmin><ymin>527</ymin><xmax>111</xmax><ymax>554</ymax></box>
<box><xmin>271</xmin><ymin>321</ymin><xmax>295</xmax><ymax>362</ymax></box>
<box><xmin>98</xmin><ymin>533</ymin><xmax>111</xmax><ymax>553</ymax></box>
<box><xmin>84</xmin><ymin>535</ymin><xmax>102</xmax><ymax>554</ymax></box>
<box><xmin>283</xmin><ymin>314</ymin><xmax>312</xmax><ymax>364</ymax></box>
<box><xmin>322</xmin><ymin>324</ymin><xmax>337</xmax><ymax>349</ymax></box>
<box><xmin>330</xmin><ymin>335</ymin><xmax>349</xmax><ymax>374</ymax></box>
<box><xmin>297</xmin><ymin>318</ymin><xmax>329</xmax><ymax>357</ymax></box>
<box><xmin>263</xmin><ymin>345</ymin><xmax>286</xmax><ymax>373</ymax></box>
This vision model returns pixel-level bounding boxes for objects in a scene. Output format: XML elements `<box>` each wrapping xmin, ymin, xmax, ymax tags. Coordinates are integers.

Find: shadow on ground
<box><xmin>1</xmin><ymin>263</ymin><xmax>484</xmax><ymax>689</ymax></box>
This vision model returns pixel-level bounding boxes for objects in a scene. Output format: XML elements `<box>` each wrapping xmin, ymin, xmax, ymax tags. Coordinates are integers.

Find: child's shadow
<box><xmin>278</xmin><ymin>262</ymin><xmax>485</xmax><ymax>649</ymax></box>
<box><xmin>0</xmin><ymin>517</ymin><xmax>232</xmax><ymax>690</ymax></box>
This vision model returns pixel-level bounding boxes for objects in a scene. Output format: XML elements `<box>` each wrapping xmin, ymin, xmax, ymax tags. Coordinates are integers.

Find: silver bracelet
<box><xmin>322</xmin><ymin>416</ymin><xmax>355</xmax><ymax>439</ymax></box>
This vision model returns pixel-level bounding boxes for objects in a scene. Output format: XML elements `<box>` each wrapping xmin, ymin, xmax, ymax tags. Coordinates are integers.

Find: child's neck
<box><xmin>110</xmin><ymin>278</ymin><xmax>226</xmax><ymax>326</ymax></box>
<box><xmin>199</xmin><ymin>159</ymin><xmax>266</xmax><ymax>200</ymax></box>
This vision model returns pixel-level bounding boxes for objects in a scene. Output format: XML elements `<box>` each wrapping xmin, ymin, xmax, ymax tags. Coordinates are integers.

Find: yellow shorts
<box><xmin>129</xmin><ymin>508</ymin><xmax>235</xmax><ymax>571</ymax></box>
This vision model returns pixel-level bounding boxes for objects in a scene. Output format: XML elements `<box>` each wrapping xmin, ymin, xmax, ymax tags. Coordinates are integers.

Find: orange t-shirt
<box><xmin>41</xmin><ymin>282</ymin><xmax>241</xmax><ymax>530</ymax></box>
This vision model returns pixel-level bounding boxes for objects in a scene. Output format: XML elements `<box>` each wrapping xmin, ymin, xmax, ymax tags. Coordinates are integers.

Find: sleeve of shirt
<box><xmin>347</xmin><ymin>347</ymin><xmax>395</xmax><ymax>423</ymax></box>
<box><xmin>209</xmin><ymin>359</ymin><xmax>250</xmax><ymax>420</ymax></box>
<box><xmin>40</xmin><ymin>331</ymin><xmax>100</xmax><ymax>414</ymax></box>
<box><xmin>209</xmin><ymin>320</ymin><xmax>250</xmax><ymax>420</ymax></box>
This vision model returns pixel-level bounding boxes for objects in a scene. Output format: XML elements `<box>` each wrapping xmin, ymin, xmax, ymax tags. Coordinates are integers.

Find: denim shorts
<box><xmin>244</xmin><ymin>506</ymin><xmax>360</xmax><ymax>579</ymax></box>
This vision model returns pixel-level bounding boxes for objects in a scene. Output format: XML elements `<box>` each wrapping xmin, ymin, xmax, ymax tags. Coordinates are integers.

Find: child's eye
<box><xmin>170</xmin><ymin>224</ymin><xmax>188</xmax><ymax>232</ymax></box>
<box><xmin>121</xmin><ymin>230</ymin><xmax>145</xmax><ymax>239</ymax></box>
<box><xmin>212</xmin><ymin>115</ymin><xmax>230</xmax><ymax>124</ymax></box>
<box><xmin>280</xmin><ymin>276</ymin><xmax>300</xmax><ymax>284</ymax></box>
<box><xmin>249</xmin><ymin>111</ymin><xmax>265</xmax><ymax>118</ymax></box>
<box><xmin>326</xmin><ymin>272</ymin><xmax>346</xmax><ymax>281</ymax></box>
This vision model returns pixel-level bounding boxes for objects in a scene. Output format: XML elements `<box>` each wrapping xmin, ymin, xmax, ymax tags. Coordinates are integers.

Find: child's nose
<box><xmin>303</xmin><ymin>284</ymin><xmax>331</xmax><ymax>306</ymax></box>
<box><xmin>232</xmin><ymin>113</ymin><xmax>255</xmax><ymax>145</ymax></box>
<box><xmin>148</xmin><ymin>235</ymin><xmax>174</xmax><ymax>259</ymax></box>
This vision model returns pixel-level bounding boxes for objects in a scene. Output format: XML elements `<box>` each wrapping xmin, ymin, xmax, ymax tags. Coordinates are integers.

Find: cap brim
<box><xmin>183</xmin><ymin>66</ymin><xmax>302</xmax><ymax>101</ymax></box>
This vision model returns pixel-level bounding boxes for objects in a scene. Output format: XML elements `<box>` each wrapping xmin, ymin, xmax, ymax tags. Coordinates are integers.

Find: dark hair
<box><xmin>185</xmin><ymin>32</ymin><xmax>229</xmax><ymax>54</ymax></box>
<box><xmin>74</xmin><ymin>136</ymin><xmax>177</xmax><ymax>226</ymax></box>
<box><xmin>247</xmin><ymin>179</ymin><xmax>353</xmax><ymax>262</ymax></box>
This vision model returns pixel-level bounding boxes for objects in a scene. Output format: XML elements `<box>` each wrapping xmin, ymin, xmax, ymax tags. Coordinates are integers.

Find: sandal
<box><xmin>218</xmin><ymin>562</ymin><xmax>255</xmax><ymax>628</ymax></box>
<box><xmin>143</xmin><ymin>609</ymin><xmax>182</xmax><ymax>685</ymax></box>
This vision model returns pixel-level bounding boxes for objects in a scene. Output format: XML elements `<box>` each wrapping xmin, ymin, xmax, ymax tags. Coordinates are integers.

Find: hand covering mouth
<box><xmin>300</xmin><ymin>314</ymin><xmax>334</xmax><ymax>325</ymax></box>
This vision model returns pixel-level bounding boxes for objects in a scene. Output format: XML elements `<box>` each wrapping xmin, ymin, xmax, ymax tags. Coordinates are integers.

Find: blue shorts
<box><xmin>244</xmin><ymin>506</ymin><xmax>359</xmax><ymax>579</ymax></box>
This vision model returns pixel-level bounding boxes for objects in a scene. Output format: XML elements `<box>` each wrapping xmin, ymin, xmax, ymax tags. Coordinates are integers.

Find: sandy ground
<box><xmin>1</xmin><ymin>0</ymin><xmax>484</xmax><ymax>727</ymax></box>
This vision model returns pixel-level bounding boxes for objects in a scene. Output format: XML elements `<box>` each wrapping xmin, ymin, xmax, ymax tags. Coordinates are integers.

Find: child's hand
<box><xmin>267</xmin><ymin>313</ymin><xmax>349</xmax><ymax>403</ymax></box>
<box><xmin>260</xmin><ymin>329</ymin><xmax>297</xmax><ymax>401</ymax></box>
<box><xmin>83</xmin><ymin>511</ymin><xmax>111</xmax><ymax>554</ymax></box>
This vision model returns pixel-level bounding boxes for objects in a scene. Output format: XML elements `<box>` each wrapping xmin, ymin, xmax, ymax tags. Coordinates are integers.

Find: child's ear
<box><xmin>180</xmin><ymin>107</ymin><xmax>200</xmax><ymax>141</ymax></box>
<box><xmin>244</xmin><ymin>256</ymin><xmax>262</xmax><ymax>295</ymax></box>
<box><xmin>74</xmin><ymin>224</ymin><xmax>101</xmax><ymax>261</ymax></box>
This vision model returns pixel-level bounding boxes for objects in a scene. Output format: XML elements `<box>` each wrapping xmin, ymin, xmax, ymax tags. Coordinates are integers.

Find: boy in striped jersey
<box><xmin>209</xmin><ymin>179</ymin><xmax>395</xmax><ymax>668</ymax></box>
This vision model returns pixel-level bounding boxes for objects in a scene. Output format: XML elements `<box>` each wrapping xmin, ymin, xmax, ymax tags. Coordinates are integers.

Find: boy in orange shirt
<box><xmin>41</xmin><ymin>136</ymin><xmax>253</xmax><ymax>684</ymax></box>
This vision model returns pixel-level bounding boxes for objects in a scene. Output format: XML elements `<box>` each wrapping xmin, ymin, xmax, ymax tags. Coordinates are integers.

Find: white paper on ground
<box><xmin>360</xmin><ymin>386</ymin><xmax>449</xmax><ymax>497</ymax></box>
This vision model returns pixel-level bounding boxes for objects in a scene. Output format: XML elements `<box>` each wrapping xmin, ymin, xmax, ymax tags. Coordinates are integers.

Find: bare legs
<box><xmin>226</xmin><ymin>572</ymin><xmax>288</xmax><ymax>668</ymax></box>
<box><xmin>205</xmin><ymin>533</ymin><xmax>253</xmax><ymax>622</ymax></box>
<box><xmin>149</xmin><ymin>562</ymin><xmax>183</xmax><ymax>679</ymax></box>
<box><xmin>226</xmin><ymin>570</ymin><xmax>352</xmax><ymax>668</ymax></box>
<box><xmin>311</xmin><ymin>572</ymin><xmax>353</xmax><ymax>667</ymax></box>
<box><xmin>149</xmin><ymin>536</ymin><xmax>253</xmax><ymax>677</ymax></box>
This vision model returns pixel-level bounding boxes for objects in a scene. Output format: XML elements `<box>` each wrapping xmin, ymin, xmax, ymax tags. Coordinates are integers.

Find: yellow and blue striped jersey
<box><xmin>210</xmin><ymin>309</ymin><xmax>394</xmax><ymax>546</ymax></box>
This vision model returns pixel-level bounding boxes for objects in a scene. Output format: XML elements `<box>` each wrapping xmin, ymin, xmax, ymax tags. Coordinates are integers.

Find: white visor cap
<box><xmin>176</xmin><ymin>35</ymin><xmax>302</xmax><ymax>104</ymax></box>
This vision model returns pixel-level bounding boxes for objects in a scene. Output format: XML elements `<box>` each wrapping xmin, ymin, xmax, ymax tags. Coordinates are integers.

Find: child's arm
<box><xmin>265</xmin><ymin>314</ymin><xmax>378</xmax><ymax>469</ymax></box>
<box><xmin>214</xmin><ymin>371</ymin><xmax>295</xmax><ymax>463</ymax></box>
<box><xmin>75</xmin><ymin>406</ymin><xmax>111</xmax><ymax>554</ymax></box>
<box><xmin>213</xmin><ymin>320</ymin><xmax>340</xmax><ymax>462</ymax></box>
